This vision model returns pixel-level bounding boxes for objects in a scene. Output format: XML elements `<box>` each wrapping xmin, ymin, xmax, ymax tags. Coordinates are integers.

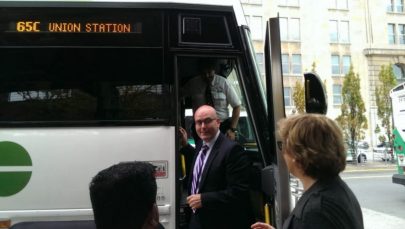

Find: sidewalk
<box><xmin>344</xmin><ymin>160</ymin><xmax>397</xmax><ymax>172</ymax></box>
<box><xmin>362</xmin><ymin>208</ymin><xmax>405</xmax><ymax>229</ymax></box>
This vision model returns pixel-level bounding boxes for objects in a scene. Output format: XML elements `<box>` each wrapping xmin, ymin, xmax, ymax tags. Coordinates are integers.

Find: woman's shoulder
<box><xmin>298</xmin><ymin>178</ymin><xmax>363</xmax><ymax>229</ymax></box>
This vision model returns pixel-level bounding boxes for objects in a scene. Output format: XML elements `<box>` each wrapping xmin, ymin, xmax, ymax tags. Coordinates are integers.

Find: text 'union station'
<box><xmin>48</xmin><ymin>22</ymin><xmax>132</xmax><ymax>33</ymax></box>
<box><xmin>16</xmin><ymin>21</ymin><xmax>138</xmax><ymax>33</ymax></box>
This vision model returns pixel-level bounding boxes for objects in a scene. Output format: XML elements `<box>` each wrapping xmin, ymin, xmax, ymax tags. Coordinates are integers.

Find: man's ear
<box><xmin>142</xmin><ymin>204</ymin><xmax>159</xmax><ymax>229</ymax></box>
<box><xmin>215</xmin><ymin>118</ymin><xmax>221</xmax><ymax>126</ymax></box>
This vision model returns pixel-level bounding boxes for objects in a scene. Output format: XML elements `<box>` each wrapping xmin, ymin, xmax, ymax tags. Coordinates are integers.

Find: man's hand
<box><xmin>187</xmin><ymin>194</ymin><xmax>202</xmax><ymax>210</ymax></box>
<box><xmin>251</xmin><ymin>222</ymin><xmax>275</xmax><ymax>229</ymax></box>
<box><xmin>226</xmin><ymin>129</ymin><xmax>236</xmax><ymax>141</ymax></box>
<box><xmin>179</xmin><ymin>127</ymin><xmax>188</xmax><ymax>147</ymax></box>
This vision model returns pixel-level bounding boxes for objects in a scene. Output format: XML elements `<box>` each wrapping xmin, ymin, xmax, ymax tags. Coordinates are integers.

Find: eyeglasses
<box><xmin>195</xmin><ymin>118</ymin><xmax>217</xmax><ymax>126</ymax></box>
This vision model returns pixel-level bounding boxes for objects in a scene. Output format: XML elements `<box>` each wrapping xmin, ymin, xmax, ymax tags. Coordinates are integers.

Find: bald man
<box><xmin>183</xmin><ymin>105</ymin><xmax>252</xmax><ymax>229</ymax></box>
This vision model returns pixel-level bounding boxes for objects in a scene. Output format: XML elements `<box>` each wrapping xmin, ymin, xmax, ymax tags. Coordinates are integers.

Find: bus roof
<box><xmin>3</xmin><ymin>0</ymin><xmax>248</xmax><ymax>26</ymax></box>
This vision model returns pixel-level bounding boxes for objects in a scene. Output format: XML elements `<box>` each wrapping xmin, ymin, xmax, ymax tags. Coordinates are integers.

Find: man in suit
<box><xmin>182</xmin><ymin>105</ymin><xmax>251</xmax><ymax>229</ymax></box>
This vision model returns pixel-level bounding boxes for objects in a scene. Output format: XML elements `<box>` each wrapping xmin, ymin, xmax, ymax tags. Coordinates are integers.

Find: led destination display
<box><xmin>0</xmin><ymin>7</ymin><xmax>162</xmax><ymax>46</ymax></box>
<box><xmin>15</xmin><ymin>21</ymin><xmax>142</xmax><ymax>33</ymax></box>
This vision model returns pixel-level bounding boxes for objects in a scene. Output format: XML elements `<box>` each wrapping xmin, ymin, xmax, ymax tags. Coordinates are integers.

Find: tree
<box><xmin>292</xmin><ymin>80</ymin><xmax>305</xmax><ymax>114</ymax></box>
<box><xmin>375</xmin><ymin>64</ymin><xmax>397</xmax><ymax>148</ymax></box>
<box><xmin>291</xmin><ymin>61</ymin><xmax>317</xmax><ymax>114</ymax></box>
<box><xmin>311</xmin><ymin>61</ymin><xmax>317</xmax><ymax>72</ymax></box>
<box><xmin>336</xmin><ymin>66</ymin><xmax>368</xmax><ymax>164</ymax></box>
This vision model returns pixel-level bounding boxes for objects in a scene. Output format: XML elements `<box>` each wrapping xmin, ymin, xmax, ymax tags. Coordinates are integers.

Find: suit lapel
<box><xmin>198</xmin><ymin>133</ymin><xmax>223</xmax><ymax>191</ymax></box>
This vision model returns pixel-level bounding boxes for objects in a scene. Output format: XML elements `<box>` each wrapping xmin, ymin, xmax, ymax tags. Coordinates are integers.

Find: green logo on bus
<box><xmin>0</xmin><ymin>141</ymin><xmax>32</xmax><ymax>196</ymax></box>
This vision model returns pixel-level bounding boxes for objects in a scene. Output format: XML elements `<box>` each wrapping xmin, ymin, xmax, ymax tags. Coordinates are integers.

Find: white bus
<box><xmin>0</xmin><ymin>1</ymin><xmax>327</xmax><ymax>228</ymax></box>
<box><xmin>391</xmin><ymin>82</ymin><xmax>405</xmax><ymax>186</ymax></box>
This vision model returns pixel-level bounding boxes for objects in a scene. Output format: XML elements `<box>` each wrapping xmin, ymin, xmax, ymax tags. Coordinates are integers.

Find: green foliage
<box><xmin>378</xmin><ymin>135</ymin><xmax>386</xmax><ymax>143</ymax></box>
<box><xmin>336</xmin><ymin>66</ymin><xmax>368</xmax><ymax>164</ymax></box>
<box><xmin>311</xmin><ymin>62</ymin><xmax>317</xmax><ymax>72</ymax></box>
<box><xmin>375</xmin><ymin>64</ymin><xmax>397</xmax><ymax>147</ymax></box>
<box><xmin>374</xmin><ymin>124</ymin><xmax>381</xmax><ymax>134</ymax></box>
<box><xmin>292</xmin><ymin>81</ymin><xmax>305</xmax><ymax>114</ymax></box>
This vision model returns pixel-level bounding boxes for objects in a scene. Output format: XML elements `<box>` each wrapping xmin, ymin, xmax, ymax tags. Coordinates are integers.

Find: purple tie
<box><xmin>191</xmin><ymin>145</ymin><xmax>209</xmax><ymax>194</ymax></box>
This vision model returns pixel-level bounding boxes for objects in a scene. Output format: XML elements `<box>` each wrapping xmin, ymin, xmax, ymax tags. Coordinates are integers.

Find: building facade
<box><xmin>242</xmin><ymin>0</ymin><xmax>405</xmax><ymax>146</ymax></box>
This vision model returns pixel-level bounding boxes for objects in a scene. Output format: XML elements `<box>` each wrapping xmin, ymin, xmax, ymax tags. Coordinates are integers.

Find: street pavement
<box><xmin>344</xmin><ymin>160</ymin><xmax>397</xmax><ymax>172</ymax></box>
<box><xmin>344</xmin><ymin>160</ymin><xmax>405</xmax><ymax>229</ymax></box>
<box><xmin>362</xmin><ymin>208</ymin><xmax>405</xmax><ymax>229</ymax></box>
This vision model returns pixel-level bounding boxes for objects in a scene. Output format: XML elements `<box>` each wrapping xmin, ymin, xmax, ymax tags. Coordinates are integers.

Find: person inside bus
<box><xmin>180</xmin><ymin>105</ymin><xmax>252</xmax><ymax>229</ymax></box>
<box><xmin>181</xmin><ymin>58</ymin><xmax>241</xmax><ymax>140</ymax></box>
<box><xmin>251</xmin><ymin>114</ymin><xmax>364</xmax><ymax>229</ymax></box>
<box><xmin>89</xmin><ymin>161</ymin><xmax>164</xmax><ymax>229</ymax></box>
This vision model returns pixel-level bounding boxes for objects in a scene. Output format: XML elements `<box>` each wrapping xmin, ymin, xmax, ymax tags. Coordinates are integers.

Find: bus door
<box><xmin>259</xmin><ymin>17</ymin><xmax>328</xmax><ymax>229</ymax></box>
<box><xmin>176</xmin><ymin>55</ymin><xmax>265</xmax><ymax>227</ymax></box>
<box><xmin>171</xmin><ymin>7</ymin><xmax>266</xmax><ymax>228</ymax></box>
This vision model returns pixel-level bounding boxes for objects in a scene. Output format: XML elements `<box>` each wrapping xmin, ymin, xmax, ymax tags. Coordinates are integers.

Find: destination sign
<box><xmin>0</xmin><ymin>7</ymin><xmax>162</xmax><ymax>46</ymax></box>
<box><xmin>14</xmin><ymin>21</ymin><xmax>142</xmax><ymax>33</ymax></box>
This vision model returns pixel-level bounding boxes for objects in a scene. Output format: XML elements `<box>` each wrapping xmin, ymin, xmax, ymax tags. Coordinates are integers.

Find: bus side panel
<box><xmin>0</xmin><ymin>127</ymin><xmax>175</xmax><ymax>228</ymax></box>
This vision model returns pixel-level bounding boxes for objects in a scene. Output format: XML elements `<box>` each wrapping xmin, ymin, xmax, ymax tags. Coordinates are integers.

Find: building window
<box><xmin>279</xmin><ymin>0</ymin><xmax>299</xmax><ymax>7</ymax></box>
<box><xmin>290</xmin><ymin>18</ymin><xmax>300</xmax><ymax>41</ymax></box>
<box><xmin>399</xmin><ymin>24</ymin><xmax>405</xmax><ymax>44</ymax></box>
<box><xmin>388</xmin><ymin>23</ymin><xmax>397</xmax><ymax>44</ymax></box>
<box><xmin>256</xmin><ymin>53</ymin><xmax>264</xmax><ymax>75</ymax></box>
<box><xmin>251</xmin><ymin>16</ymin><xmax>263</xmax><ymax>40</ymax></box>
<box><xmin>241</xmin><ymin>0</ymin><xmax>262</xmax><ymax>4</ymax></box>
<box><xmin>329</xmin><ymin>20</ymin><xmax>350</xmax><ymax>43</ymax></box>
<box><xmin>246</xmin><ymin>15</ymin><xmax>263</xmax><ymax>40</ymax></box>
<box><xmin>280</xmin><ymin>17</ymin><xmax>300</xmax><ymax>42</ymax></box>
<box><xmin>282</xmin><ymin>54</ymin><xmax>289</xmax><ymax>74</ymax></box>
<box><xmin>397</xmin><ymin>0</ymin><xmax>404</xmax><ymax>12</ymax></box>
<box><xmin>282</xmin><ymin>54</ymin><xmax>302</xmax><ymax>75</ymax></box>
<box><xmin>340</xmin><ymin>21</ymin><xmax>350</xmax><ymax>43</ymax></box>
<box><xmin>393</xmin><ymin>63</ymin><xmax>405</xmax><ymax>80</ymax></box>
<box><xmin>331</xmin><ymin>55</ymin><xmax>340</xmax><ymax>75</ymax></box>
<box><xmin>330</xmin><ymin>0</ymin><xmax>348</xmax><ymax>10</ymax></box>
<box><xmin>333</xmin><ymin>84</ymin><xmax>342</xmax><ymax>105</ymax></box>
<box><xmin>387</xmin><ymin>0</ymin><xmax>394</xmax><ymax>12</ymax></box>
<box><xmin>342</xmin><ymin>55</ymin><xmax>351</xmax><ymax>74</ymax></box>
<box><xmin>284</xmin><ymin>87</ymin><xmax>292</xmax><ymax>106</ymax></box>
<box><xmin>291</xmin><ymin>54</ymin><xmax>302</xmax><ymax>74</ymax></box>
<box><xmin>387</xmin><ymin>0</ymin><xmax>404</xmax><ymax>12</ymax></box>
<box><xmin>280</xmin><ymin>18</ymin><xmax>288</xmax><ymax>41</ymax></box>
<box><xmin>387</xmin><ymin>23</ymin><xmax>405</xmax><ymax>44</ymax></box>
<box><xmin>329</xmin><ymin>20</ymin><xmax>338</xmax><ymax>42</ymax></box>
<box><xmin>331</xmin><ymin>55</ymin><xmax>351</xmax><ymax>75</ymax></box>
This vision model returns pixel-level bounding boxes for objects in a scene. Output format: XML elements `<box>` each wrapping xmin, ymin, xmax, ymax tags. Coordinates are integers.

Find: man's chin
<box><xmin>199</xmin><ymin>135</ymin><xmax>211</xmax><ymax>142</ymax></box>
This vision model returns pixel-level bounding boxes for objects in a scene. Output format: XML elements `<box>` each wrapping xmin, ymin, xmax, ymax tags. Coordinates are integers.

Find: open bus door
<box><xmin>263</xmin><ymin>17</ymin><xmax>290</xmax><ymax>229</ymax></box>
<box><xmin>262</xmin><ymin>17</ymin><xmax>328</xmax><ymax>229</ymax></box>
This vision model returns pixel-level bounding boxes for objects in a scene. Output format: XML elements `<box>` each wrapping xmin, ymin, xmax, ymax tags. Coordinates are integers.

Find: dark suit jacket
<box><xmin>283</xmin><ymin>176</ymin><xmax>363</xmax><ymax>229</ymax></box>
<box><xmin>186</xmin><ymin>132</ymin><xmax>252</xmax><ymax>229</ymax></box>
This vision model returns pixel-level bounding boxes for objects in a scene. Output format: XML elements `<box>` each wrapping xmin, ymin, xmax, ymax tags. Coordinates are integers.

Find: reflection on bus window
<box><xmin>0</xmin><ymin>48</ymin><xmax>171</xmax><ymax>124</ymax></box>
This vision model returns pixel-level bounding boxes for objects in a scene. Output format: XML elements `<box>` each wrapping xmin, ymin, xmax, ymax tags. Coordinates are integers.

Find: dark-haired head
<box><xmin>89</xmin><ymin>161</ymin><xmax>157</xmax><ymax>229</ymax></box>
